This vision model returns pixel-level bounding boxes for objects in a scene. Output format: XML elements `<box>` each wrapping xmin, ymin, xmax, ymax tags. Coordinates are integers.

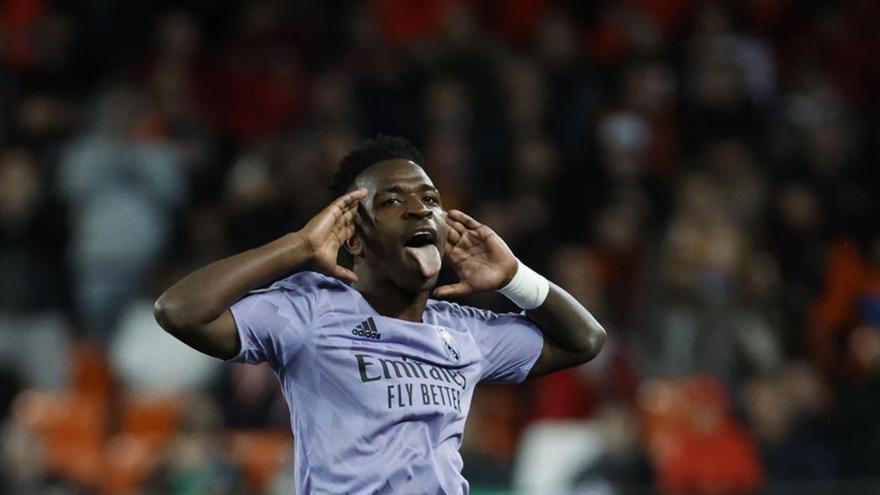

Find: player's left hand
<box><xmin>433</xmin><ymin>210</ymin><xmax>518</xmax><ymax>298</ymax></box>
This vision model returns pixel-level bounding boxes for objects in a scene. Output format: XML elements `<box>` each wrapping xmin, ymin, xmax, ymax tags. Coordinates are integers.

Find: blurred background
<box><xmin>1</xmin><ymin>0</ymin><xmax>880</xmax><ymax>494</ymax></box>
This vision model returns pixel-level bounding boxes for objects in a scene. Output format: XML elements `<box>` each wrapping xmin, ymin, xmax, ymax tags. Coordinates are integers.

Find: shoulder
<box><xmin>251</xmin><ymin>271</ymin><xmax>351</xmax><ymax>301</ymax></box>
<box><xmin>273</xmin><ymin>271</ymin><xmax>348</xmax><ymax>291</ymax></box>
<box><xmin>427</xmin><ymin>299</ymin><xmax>509</xmax><ymax>322</ymax></box>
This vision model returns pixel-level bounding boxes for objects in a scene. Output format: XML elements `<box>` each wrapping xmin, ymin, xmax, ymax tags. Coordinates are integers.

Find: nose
<box><xmin>404</xmin><ymin>195</ymin><xmax>432</xmax><ymax>219</ymax></box>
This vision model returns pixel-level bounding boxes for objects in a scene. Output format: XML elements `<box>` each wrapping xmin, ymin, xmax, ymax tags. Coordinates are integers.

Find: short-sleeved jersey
<box><xmin>228</xmin><ymin>271</ymin><xmax>544</xmax><ymax>494</ymax></box>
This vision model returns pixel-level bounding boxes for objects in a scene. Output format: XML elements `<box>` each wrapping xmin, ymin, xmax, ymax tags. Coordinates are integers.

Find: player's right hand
<box><xmin>299</xmin><ymin>187</ymin><xmax>368</xmax><ymax>283</ymax></box>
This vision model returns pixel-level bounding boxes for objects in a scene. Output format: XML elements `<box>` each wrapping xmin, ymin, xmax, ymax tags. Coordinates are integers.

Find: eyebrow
<box><xmin>379</xmin><ymin>184</ymin><xmax>439</xmax><ymax>194</ymax></box>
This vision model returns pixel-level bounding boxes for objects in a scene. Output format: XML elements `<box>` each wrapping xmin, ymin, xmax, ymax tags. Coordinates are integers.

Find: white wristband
<box><xmin>498</xmin><ymin>259</ymin><xmax>550</xmax><ymax>310</ymax></box>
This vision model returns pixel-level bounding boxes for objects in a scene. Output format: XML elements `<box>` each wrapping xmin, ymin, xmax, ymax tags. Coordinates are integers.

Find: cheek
<box><xmin>367</xmin><ymin>224</ymin><xmax>403</xmax><ymax>256</ymax></box>
<box><xmin>367</xmin><ymin>235</ymin><xmax>396</xmax><ymax>255</ymax></box>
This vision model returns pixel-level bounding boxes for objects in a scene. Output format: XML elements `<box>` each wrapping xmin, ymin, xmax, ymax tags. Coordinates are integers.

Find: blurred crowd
<box><xmin>2</xmin><ymin>0</ymin><xmax>880</xmax><ymax>494</ymax></box>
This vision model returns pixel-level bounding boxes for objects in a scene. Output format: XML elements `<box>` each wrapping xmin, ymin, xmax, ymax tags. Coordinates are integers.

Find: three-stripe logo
<box><xmin>351</xmin><ymin>317</ymin><xmax>381</xmax><ymax>340</ymax></box>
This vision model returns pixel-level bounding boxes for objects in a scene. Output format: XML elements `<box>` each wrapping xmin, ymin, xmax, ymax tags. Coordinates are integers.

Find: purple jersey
<box><xmin>228</xmin><ymin>271</ymin><xmax>544</xmax><ymax>494</ymax></box>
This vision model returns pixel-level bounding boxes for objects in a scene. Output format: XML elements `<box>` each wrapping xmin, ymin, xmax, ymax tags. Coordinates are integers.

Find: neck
<box><xmin>352</xmin><ymin>266</ymin><xmax>429</xmax><ymax>322</ymax></box>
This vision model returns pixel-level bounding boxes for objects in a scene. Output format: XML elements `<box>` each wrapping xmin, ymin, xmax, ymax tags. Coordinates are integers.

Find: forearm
<box><xmin>525</xmin><ymin>283</ymin><xmax>606</xmax><ymax>357</ymax></box>
<box><xmin>154</xmin><ymin>232</ymin><xmax>310</xmax><ymax>330</ymax></box>
<box><xmin>498</xmin><ymin>260</ymin><xmax>606</xmax><ymax>357</ymax></box>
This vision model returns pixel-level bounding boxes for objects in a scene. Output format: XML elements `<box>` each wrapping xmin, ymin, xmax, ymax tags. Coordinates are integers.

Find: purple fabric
<box><xmin>228</xmin><ymin>271</ymin><xmax>544</xmax><ymax>494</ymax></box>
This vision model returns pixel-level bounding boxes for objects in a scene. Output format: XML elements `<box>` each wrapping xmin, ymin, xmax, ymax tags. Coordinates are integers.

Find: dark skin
<box><xmin>154</xmin><ymin>159</ymin><xmax>605</xmax><ymax>377</ymax></box>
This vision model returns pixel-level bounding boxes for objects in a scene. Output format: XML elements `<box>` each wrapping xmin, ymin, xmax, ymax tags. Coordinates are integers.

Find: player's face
<box><xmin>354</xmin><ymin>159</ymin><xmax>448</xmax><ymax>292</ymax></box>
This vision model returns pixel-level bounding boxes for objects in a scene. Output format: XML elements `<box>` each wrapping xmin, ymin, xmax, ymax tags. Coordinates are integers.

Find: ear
<box><xmin>344</xmin><ymin>233</ymin><xmax>363</xmax><ymax>258</ymax></box>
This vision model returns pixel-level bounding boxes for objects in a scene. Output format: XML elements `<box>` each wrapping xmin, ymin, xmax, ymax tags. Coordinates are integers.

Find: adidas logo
<box><xmin>351</xmin><ymin>317</ymin><xmax>381</xmax><ymax>340</ymax></box>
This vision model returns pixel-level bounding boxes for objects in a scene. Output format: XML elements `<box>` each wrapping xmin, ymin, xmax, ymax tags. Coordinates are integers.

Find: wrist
<box><xmin>499</xmin><ymin>259</ymin><xmax>518</xmax><ymax>288</ymax></box>
<box><xmin>497</xmin><ymin>259</ymin><xmax>550</xmax><ymax>310</ymax></box>
<box><xmin>275</xmin><ymin>232</ymin><xmax>311</xmax><ymax>267</ymax></box>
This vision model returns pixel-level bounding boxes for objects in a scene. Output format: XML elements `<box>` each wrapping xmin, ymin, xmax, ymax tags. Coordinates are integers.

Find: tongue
<box><xmin>405</xmin><ymin>244</ymin><xmax>442</xmax><ymax>278</ymax></box>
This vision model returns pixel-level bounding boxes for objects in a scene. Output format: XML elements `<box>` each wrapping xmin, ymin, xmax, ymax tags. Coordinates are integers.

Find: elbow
<box><xmin>153</xmin><ymin>296</ymin><xmax>173</xmax><ymax>331</ymax></box>
<box><xmin>585</xmin><ymin>324</ymin><xmax>606</xmax><ymax>360</ymax></box>
<box><xmin>573</xmin><ymin>323</ymin><xmax>606</xmax><ymax>362</ymax></box>
<box><xmin>153</xmin><ymin>294</ymin><xmax>188</xmax><ymax>335</ymax></box>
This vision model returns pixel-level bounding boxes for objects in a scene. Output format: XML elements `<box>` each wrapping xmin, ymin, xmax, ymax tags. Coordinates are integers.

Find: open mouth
<box><xmin>402</xmin><ymin>228</ymin><xmax>441</xmax><ymax>278</ymax></box>
<box><xmin>404</xmin><ymin>229</ymin><xmax>437</xmax><ymax>247</ymax></box>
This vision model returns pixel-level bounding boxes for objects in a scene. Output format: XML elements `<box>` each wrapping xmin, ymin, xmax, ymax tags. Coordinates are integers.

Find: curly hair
<box><xmin>330</xmin><ymin>135</ymin><xmax>424</xmax><ymax>197</ymax></box>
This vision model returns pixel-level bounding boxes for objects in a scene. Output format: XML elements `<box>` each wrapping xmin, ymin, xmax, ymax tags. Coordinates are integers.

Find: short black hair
<box><xmin>331</xmin><ymin>135</ymin><xmax>424</xmax><ymax>197</ymax></box>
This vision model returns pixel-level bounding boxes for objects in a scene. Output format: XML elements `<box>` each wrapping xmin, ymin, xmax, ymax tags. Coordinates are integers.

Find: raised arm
<box><xmin>520</xmin><ymin>282</ymin><xmax>606</xmax><ymax>377</ymax></box>
<box><xmin>434</xmin><ymin>210</ymin><xmax>605</xmax><ymax>378</ymax></box>
<box><xmin>153</xmin><ymin>188</ymin><xmax>367</xmax><ymax>359</ymax></box>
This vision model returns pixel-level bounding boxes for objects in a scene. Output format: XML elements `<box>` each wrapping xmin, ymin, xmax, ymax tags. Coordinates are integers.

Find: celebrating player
<box><xmin>154</xmin><ymin>135</ymin><xmax>606</xmax><ymax>494</ymax></box>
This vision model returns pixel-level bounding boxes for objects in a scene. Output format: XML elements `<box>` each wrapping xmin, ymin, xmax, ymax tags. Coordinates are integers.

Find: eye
<box><xmin>423</xmin><ymin>195</ymin><xmax>439</xmax><ymax>205</ymax></box>
<box><xmin>382</xmin><ymin>197</ymin><xmax>402</xmax><ymax>206</ymax></box>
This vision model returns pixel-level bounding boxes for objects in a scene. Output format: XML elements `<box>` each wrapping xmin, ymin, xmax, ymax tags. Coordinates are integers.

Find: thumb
<box><xmin>326</xmin><ymin>264</ymin><xmax>359</xmax><ymax>283</ymax></box>
<box><xmin>433</xmin><ymin>283</ymin><xmax>471</xmax><ymax>298</ymax></box>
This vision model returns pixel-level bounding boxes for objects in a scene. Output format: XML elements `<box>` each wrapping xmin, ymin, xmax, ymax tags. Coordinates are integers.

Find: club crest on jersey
<box><xmin>437</xmin><ymin>326</ymin><xmax>460</xmax><ymax>363</ymax></box>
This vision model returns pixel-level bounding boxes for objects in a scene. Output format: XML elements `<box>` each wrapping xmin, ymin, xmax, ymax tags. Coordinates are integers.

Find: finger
<box><xmin>340</xmin><ymin>207</ymin><xmax>355</xmax><ymax>225</ymax></box>
<box><xmin>447</xmin><ymin>210</ymin><xmax>481</xmax><ymax>229</ymax></box>
<box><xmin>328</xmin><ymin>189</ymin><xmax>367</xmax><ymax>218</ymax></box>
<box><xmin>336</xmin><ymin>187</ymin><xmax>368</xmax><ymax>209</ymax></box>
<box><xmin>450</xmin><ymin>211</ymin><xmax>496</xmax><ymax>240</ymax></box>
<box><xmin>443</xmin><ymin>248</ymin><xmax>467</xmax><ymax>265</ymax></box>
<box><xmin>356</xmin><ymin>201</ymin><xmax>374</xmax><ymax>230</ymax></box>
<box><xmin>333</xmin><ymin>212</ymin><xmax>357</xmax><ymax>241</ymax></box>
<box><xmin>445</xmin><ymin>223</ymin><xmax>461</xmax><ymax>245</ymax></box>
<box><xmin>326</xmin><ymin>196</ymin><xmax>361</xmax><ymax>222</ymax></box>
<box><xmin>339</xmin><ymin>222</ymin><xmax>356</xmax><ymax>242</ymax></box>
<box><xmin>432</xmin><ymin>283</ymin><xmax>472</xmax><ymax>298</ymax></box>
<box><xmin>327</xmin><ymin>264</ymin><xmax>359</xmax><ymax>283</ymax></box>
<box><xmin>446</xmin><ymin>217</ymin><xmax>467</xmax><ymax>235</ymax></box>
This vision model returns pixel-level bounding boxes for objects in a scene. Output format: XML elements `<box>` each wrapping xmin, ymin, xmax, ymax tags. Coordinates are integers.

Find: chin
<box><xmin>396</xmin><ymin>271</ymin><xmax>438</xmax><ymax>293</ymax></box>
<box><xmin>411</xmin><ymin>276</ymin><xmax>439</xmax><ymax>293</ymax></box>
<box><xmin>421</xmin><ymin>275</ymin><xmax>440</xmax><ymax>292</ymax></box>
